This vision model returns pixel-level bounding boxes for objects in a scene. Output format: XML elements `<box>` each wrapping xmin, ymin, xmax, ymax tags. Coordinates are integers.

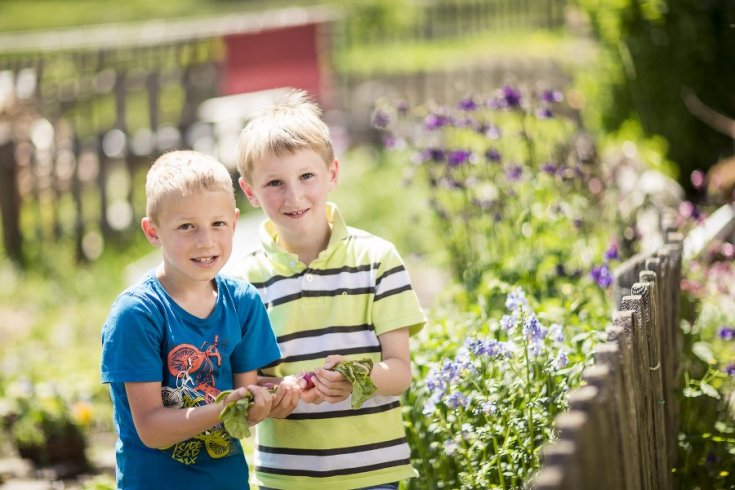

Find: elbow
<box><xmin>136</xmin><ymin>425</ymin><xmax>170</xmax><ymax>449</ymax></box>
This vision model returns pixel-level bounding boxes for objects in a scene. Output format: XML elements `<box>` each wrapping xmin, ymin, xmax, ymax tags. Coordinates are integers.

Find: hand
<box><xmin>269</xmin><ymin>377</ymin><xmax>301</xmax><ymax>418</ymax></box>
<box><xmin>246</xmin><ymin>385</ymin><xmax>274</xmax><ymax>426</ymax></box>
<box><xmin>314</xmin><ymin>355</ymin><xmax>353</xmax><ymax>404</ymax></box>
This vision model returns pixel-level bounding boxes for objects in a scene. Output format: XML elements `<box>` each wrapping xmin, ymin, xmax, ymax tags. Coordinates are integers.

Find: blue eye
<box><xmin>300</xmin><ymin>172</ymin><xmax>314</xmax><ymax>180</ymax></box>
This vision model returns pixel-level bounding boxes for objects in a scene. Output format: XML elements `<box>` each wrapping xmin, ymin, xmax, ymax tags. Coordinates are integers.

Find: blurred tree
<box><xmin>577</xmin><ymin>0</ymin><xmax>735</xmax><ymax>194</ymax></box>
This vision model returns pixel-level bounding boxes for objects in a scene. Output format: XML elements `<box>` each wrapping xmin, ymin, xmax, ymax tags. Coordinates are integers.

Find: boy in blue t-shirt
<box><xmin>101</xmin><ymin>150</ymin><xmax>281</xmax><ymax>489</ymax></box>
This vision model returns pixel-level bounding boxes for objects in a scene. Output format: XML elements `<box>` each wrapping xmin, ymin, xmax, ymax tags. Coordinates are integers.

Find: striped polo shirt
<box><xmin>230</xmin><ymin>203</ymin><xmax>426</xmax><ymax>490</ymax></box>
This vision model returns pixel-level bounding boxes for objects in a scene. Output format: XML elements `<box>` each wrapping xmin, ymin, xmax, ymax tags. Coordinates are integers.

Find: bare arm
<box><xmin>126</xmin><ymin>371</ymin><xmax>271</xmax><ymax>448</ymax></box>
<box><xmin>316</xmin><ymin>327</ymin><xmax>412</xmax><ymax>402</ymax></box>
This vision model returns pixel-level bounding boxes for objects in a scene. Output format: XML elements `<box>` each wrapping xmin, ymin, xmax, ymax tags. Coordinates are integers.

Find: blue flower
<box><xmin>523</xmin><ymin>314</ymin><xmax>546</xmax><ymax>342</ymax></box>
<box><xmin>552</xmin><ymin>351</ymin><xmax>569</xmax><ymax>370</ymax></box>
<box><xmin>501</xmin><ymin>314</ymin><xmax>516</xmax><ymax>332</ymax></box>
<box><xmin>541</xmin><ymin>162</ymin><xmax>558</xmax><ymax>174</ymax></box>
<box><xmin>549</xmin><ymin>323</ymin><xmax>564</xmax><ymax>342</ymax></box>
<box><xmin>446</xmin><ymin>392</ymin><xmax>469</xmax><ymax>409</ymax></box>
<box><xmin>422</xmin><ymin>148</ymin><xmax>446</xmax><ymax>162</ymax></box>
<box><xmin>444</xmin><ymin>439</ymin><xmax>458</xmax><ymax>456</ymax></box>
<box><xmin>536</xmin><ymin>107</ymin><xmax>553</xmax><ymax>119</ymax></box>
<box><xmin>725</xmin><ymin>363</ymin><xmax>735</xmax><ymax>376</ymax></box>
<box><xmin>480</xmin><ymin>400</ymin><xmax>497</xmax><ymax>415</ymax></box>
<box><xmin>505</xmin><ymin>288</ymin><xmax>528</xmax><ymax>313</ymax></box>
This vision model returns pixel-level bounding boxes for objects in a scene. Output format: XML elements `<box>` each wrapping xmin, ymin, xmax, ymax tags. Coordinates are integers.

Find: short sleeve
<box><xmin>372</xmin><ymin>245</ymin><xmax>427</xmax><ymax>336</ymax></box>
<box><xmin>230</xmin><ymin>284</ymin><xmax>281</xmax><ymax>373</ymax></box>
<box><xmin>101</xmin><ymin>293</ymin><xmax>165</xmax><ymax>383</ymax></box>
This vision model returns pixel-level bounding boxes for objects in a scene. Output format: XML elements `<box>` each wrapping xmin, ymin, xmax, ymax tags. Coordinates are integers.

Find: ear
<box><xmin>141</xmin><ymin>217</ymin><xmax>161</xmax><ymax>247</ymax></box>
<box><xmin>233</xmin><ymin>208</ymin><xmax>240</xmax><ymax>232</ymax></box>
<box><xmin>239</xmin><ymin>177</ymin><xmax>260</xmax><ymax>208</ymax></box>
<box><xmin>328</xmin><ymin>158</ymin><xmax>339</xmax><ymax>188</ymax></box>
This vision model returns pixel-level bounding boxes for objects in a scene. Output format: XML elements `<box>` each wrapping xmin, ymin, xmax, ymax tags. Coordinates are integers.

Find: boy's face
<box><xmin>141</xmin><ymin>189</ymin><xmax>239</xmax><ymax>286</ymax></box>
<box><xmin>239</xmin><ymin>148</ymin><xmax>338</xmax><ymax>241</ymax></box>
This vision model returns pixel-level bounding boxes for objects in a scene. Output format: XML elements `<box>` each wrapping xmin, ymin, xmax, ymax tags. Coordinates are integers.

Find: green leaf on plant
<box><xmin>682</xmin><ymin>386</ymin><xmax>702</xmax><ymax>398</ymax></box>
<box><xmin>692</xmin><ymin>342</ymin><xmax>715</xmax><ymax>364</ymax></box>
<box><xmin>332</xmin><ymin>358</ymin><xmax>377</xmax><ymax>409</ymax></box>
<box><xmin>699</xmin><ymin>381</ymin><xmax>721</xmax><ymax>399</ymax></box>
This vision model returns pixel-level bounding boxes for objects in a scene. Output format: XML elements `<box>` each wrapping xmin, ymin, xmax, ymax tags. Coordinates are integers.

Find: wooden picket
<box><xmin>529</xmin><ymin>229</ymin><xmax>684</xmax><ymax>489</ymax></box>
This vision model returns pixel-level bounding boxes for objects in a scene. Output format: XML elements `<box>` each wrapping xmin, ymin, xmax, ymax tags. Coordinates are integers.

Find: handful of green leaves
<box><xmin>216</xmin><ymin>386</ymin><xmax>277</xmax><ymax>440</ymax></box>
<box><xmin>332</xmin><ymin>358</ymin><xmax>376</xmax><ymax>409</ymax></box>
<box><xmin>217</xmin><ymin>358</ymin><xmax>378</xmax><ymax>439</ymax></box>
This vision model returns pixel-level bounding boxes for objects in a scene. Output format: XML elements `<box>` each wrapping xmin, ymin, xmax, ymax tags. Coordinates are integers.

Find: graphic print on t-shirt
<box><xmin>161</xmin><ymin>335</ymin><xmax>232</xmax><ymax>463</ymax></box>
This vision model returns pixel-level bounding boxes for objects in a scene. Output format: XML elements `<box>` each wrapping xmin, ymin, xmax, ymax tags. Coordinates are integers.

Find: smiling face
<box><xmin>141</xmin><ymin>189</ymin><xmax>239</xmax><ymax>290</ymax></box>
<box><xmin>239</xmin><ymin>148</ymin><xmax>338</xmax><ymax>253</ymax></box>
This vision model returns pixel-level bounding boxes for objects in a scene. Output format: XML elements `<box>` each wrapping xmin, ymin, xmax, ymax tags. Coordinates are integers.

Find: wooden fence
<box><xmin>529</xmin><ymin>223</ymin><xmax>684</xmax><ymax>489</ymax></box>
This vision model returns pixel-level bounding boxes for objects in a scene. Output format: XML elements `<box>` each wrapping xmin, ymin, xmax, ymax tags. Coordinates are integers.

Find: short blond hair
<box><xmin>236</xmin><ymin>89</ymin><xmax>334</xmax><ymax>182</ymax></box>
<box><xmin>145</xmin><ymin>150</ymin><xmax>235</xmax><ymax>223</ymax></box>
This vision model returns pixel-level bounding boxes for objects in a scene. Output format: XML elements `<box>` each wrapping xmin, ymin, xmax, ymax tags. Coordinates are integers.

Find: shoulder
<box><xmin>217</xmin><ymin>274</ymin><xmax>260</xmax><ymax>300</ymax></box>
<box><xmin>228</xmin><ymin>249</ymin><xmax>273</xmax><ymax>282</ymax></box>
<box><xmin>108</xmin><ymin>277</ymin><xmax>164</xmax><ymax>320</ymax></box>
<box><xmin>343</xmin><ymin>225</ymin><xmax>404</xmax><ymax>266</ymax></box>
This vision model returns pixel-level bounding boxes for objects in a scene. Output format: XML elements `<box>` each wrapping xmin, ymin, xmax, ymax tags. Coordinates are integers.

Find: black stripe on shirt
<box><xmin>285</xmin><ymin>400</ymin><xmax>400</xmax><ymax>420</ymax></box>
<box><xmin>255</xmin><ymin>459</ymin><xmax>411</xmax><ymax>478</ymax></box>
<box><xmin>279</xmin><ymin>345</ymin><xmax>381</xmax><ymax>364</ymax></box>
<box><xmin>374</xmin><ymin>265</ymin><xmax>406</xmax><ymax>289</ymax></box>
<box><xmin>374</xmin><ymin>284</ymin><xmax>413</xmax><ymax>302</ymax></box>
<box><xmin>251</xmin><ymin>263</ymin><xmax>380</xmax><ymax>289</ymax></box>
<box><xmin>269</xmin><ymin>287</ymin><xmax>375</xmax><ymax>307</ymax></box>
<box><xmin>278</xmin><ymin>324</ymin><xmax>375</xmax><ymax>343</ymax></box>
<box><xmin>257</xmin><ymin>436</ymin><xmax>407</xmax><ymax>456</ymax></box>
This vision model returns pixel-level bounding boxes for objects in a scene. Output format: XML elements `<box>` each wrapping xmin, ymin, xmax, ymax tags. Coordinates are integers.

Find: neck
<box><xmin>278</xmin><ymin>224</ymin><xmax>331</xmax><ymax>265</ymax></box>
<box><xmin>156</xmin><ymin>264</ymin><xmax>218</xmax><ymax>318</ymax></box>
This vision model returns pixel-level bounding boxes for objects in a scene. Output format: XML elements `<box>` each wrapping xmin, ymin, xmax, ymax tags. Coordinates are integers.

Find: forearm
<box><xmin>134</xmin><ymin>402</ymin><xmax>225</xmax><ymax>449</ymax></box>
<box><xmin>371</xmin><ymin>357</ymin><xmax>412</xmax><ymax>396</ymax></box>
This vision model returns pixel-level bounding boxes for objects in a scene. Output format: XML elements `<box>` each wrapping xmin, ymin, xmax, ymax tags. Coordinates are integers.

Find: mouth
<box><xmin>284</xmin><ymin>209</ymin><xmax>309</xmax><ymax>218</ymax></box>
<box><xmin>191</xmin><ymin>256</ymin><xmax>217</xmax><ymax>265</ymax></box>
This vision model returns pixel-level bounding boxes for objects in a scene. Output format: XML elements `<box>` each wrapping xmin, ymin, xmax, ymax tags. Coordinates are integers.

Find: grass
<box><xmin>0</xmin><ymin>0</ymin><xmax>318</xmax><ymax>33</ymax></box>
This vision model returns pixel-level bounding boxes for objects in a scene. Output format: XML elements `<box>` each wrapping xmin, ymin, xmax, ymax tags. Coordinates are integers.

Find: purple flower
<box><xmin>541</xmin><ymin>162</ymin><xmax>558</xmax><ymax>174</ymax></box>
<box><xmin>502</xmin><ymin>85</ymin><xmax>522</xmax><ymax>108</ymax></box>
<box><xmin>725</xmin><ymin>363</ymin><xmax>735</xmax><ymax>376</ymax></box>
<box><xmin>536</xmin><ymin>107</ymin><xmax>553</xmax><ymax>119</ymax></box>
<box><xmin>591</xmin><ymin>264</ymin><xmax>614</xmax><ymax>288</ymax></box>
<box><xmin>549</xmin><ymin>323</ymin><xmax>564</xmax><ymax>342</ymax></box>
<box><xmin>423</xmin><ymin>148</ymin><xmax>446</xmax><ymax>162</ymax></box>
<box><xmin>505</xmin><ymin>288</ymin><xmax>528</xmax><ymax>312</ymax></box>
<box><xmin>501</xmin><ymin>314</ymin><xmax>516</xmax><ymax>331</ymax></box>
<box><xmin>485</xmin><ymin>148</ymin><xmax>502</xmax><ymax>163</ymax></box>
<box><xmin>523</xmin><ymin>315</ymin><xmax>547</xmax><ymax>342</ymax></box>
<box><xmin>541</xmin><ymin>89</ymin><xmax>563</xmax><ymax>103</ymax></box>
<box><xmin>604</xmin><ymin>243</ymin><xmax>619</xmax><ymax>261</ymax></box>
<box><xmin>371</xmin><ymin>109</ymin><xmax>391</xmax><ymax>129</ymax></box>
<box><xmin>506</xmin><ymin>165</ymin><xmax>523</xmax><ymax>181</ymax></box>
<box><xmin>448</xmin><ymin>149</ymin><xmax>472</xmax><ymax>166</ymax></box>
<box><xmin>458</xmin><ymin>97</ymin><xmax>478</xmax><ymax>111</ymax></box>
<box><xmin>424</xmin><ymin>113</ymin><xmax>451</xmax><ymax>130</ymax></box>
<box><xmin>552</xmin><ymin>351</ymin><xmax>569</xmax><ymax>370</ymax></box>
<box><xmin>718</xmin><ymin>326</ymin><xmax>735</xmax><ymax>341</ymax></box>
<box><xmin>446</xmin><ymin>392</ymin><xmax>469</xmax><ymax>409</ymax></box>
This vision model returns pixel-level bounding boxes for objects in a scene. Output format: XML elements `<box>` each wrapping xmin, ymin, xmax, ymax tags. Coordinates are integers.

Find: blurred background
<box><xmin>0</xmin><ymin>0</ymin><xmax>733</xmax><ymax>488</ymax></box>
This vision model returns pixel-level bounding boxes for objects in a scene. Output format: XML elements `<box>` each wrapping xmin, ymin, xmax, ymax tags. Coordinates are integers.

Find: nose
<box><xmin>283</xmin><ymin>184</ymin><xmax>301</xmax><ymax>205</ymax></box>
<box><xmin>196</xmin><ymin>228</ymin><xmax>215</xmax><ymax>248</ymax></box>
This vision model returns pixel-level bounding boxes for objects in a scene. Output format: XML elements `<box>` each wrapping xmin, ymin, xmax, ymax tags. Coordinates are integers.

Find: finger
<box><xmin>323</xmin><ymin>355</ymin><xmax>342</xmax><ymax>370</ymax></box>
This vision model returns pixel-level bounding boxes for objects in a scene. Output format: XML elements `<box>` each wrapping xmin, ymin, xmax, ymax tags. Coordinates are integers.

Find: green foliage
<box><xmin>674</xmin><ymin>228</ymin><xmax>735</xmax><ymax>487</ymax></box>
<box><xmin>575</xmin><ymin>0</ymin><xmax>735</xmax><ymax>193</ymax></box>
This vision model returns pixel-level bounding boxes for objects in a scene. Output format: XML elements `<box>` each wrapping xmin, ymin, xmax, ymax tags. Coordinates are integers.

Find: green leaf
<box><xmin>682</xmin><ymin>386</ymin><xmax>702</xmax><ymax>398</ymax></box>
<box><xmin>218</xmin><ymin>393</ymin><xmax>254</xmax><ymax>440</ymax></box>
<box><xmin>332</xmin><ymin>358</ymin><xmax>377</xmax><ymax>409</ymax></box>
<box><xmin>692</xmin><ymin>342</ymin><xmax>715</xmax><ymax>364</ymax></box>
<box><xmin>699</xmin><ymin>381</ymin><xmax>721</xmax><ymax>400</ymax></box>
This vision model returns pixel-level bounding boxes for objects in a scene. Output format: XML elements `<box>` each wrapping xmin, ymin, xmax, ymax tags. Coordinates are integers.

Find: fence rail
<box><xmin>530</xmin><ymin>223</ymin><xmax>684</xmax><ymax>489</ymax></box>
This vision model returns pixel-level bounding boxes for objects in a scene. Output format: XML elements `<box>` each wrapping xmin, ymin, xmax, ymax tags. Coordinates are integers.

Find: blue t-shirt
<box><xmin>101</xmin><ymin>272</ymin><xmax>281</xmax><ymax>490</ymax></box>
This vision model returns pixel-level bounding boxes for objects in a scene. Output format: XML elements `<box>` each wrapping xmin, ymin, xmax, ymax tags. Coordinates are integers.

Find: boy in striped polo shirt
<box><xmin>232</xmin><ymin>89</ymin><xmax>427</xmax><ymax>490</ymax></box>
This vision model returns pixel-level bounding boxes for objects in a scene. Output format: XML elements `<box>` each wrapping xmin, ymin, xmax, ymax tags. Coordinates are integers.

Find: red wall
<box><xmin>221</xmin><ymin>23</ymin><xmax>326</xmax><ymax>101</ymax></box>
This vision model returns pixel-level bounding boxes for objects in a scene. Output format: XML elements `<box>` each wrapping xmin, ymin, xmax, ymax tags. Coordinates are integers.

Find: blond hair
<box><xmin>236</xmin><ymin>89</ymin><xmax>334</xmax><ymax>182</ymax></box>
<box><xmin>145</xmin><ymin>150</ymin><xmax>235</xmax><ymax>223</ymax></box>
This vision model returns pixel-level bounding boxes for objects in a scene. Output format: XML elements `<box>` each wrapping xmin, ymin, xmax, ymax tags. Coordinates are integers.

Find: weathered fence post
<box><xmin>0</xmin><ymin>137</ymin><xmax>23</xmax><ymax>264</ymax></box>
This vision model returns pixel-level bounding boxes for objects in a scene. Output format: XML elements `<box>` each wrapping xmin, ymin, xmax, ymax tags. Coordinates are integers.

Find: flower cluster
<box><xmin>590</xmin><ymin>241</ymin><xmax>620</xmax><ymax>289</ymax></box>
<box><xmin>409</xmin><ymin>287</ymin><xmax>576</xmax><ymax>489</ymax></box>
